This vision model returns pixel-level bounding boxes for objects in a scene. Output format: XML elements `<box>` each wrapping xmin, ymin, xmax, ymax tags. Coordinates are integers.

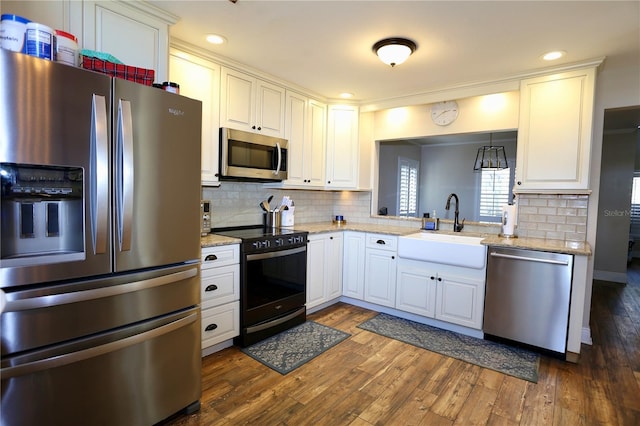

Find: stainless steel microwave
<box><xmin>219</xmin><ymin>127</ymin><xmax>288</xmax><ymax>181</ymax></box>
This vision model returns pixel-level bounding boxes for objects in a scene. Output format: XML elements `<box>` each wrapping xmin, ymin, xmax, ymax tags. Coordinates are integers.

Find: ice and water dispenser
<box><xmin>1</xmin><ymin>163</ymin><xmax>84</xmax><ymax>267</ymax></box>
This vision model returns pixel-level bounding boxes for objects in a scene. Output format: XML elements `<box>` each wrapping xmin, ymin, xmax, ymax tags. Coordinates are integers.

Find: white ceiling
<box><xmin>149</xmin><ymin>0</ymin><xmax>640</xmax><ymax>105</ymax></box>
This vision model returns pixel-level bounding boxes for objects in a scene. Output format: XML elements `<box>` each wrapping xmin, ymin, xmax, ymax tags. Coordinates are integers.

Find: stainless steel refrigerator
<box><xmin>0</xmin><ymin>49</ymin><xmax>202</xmax><ymax>425</ymax></box>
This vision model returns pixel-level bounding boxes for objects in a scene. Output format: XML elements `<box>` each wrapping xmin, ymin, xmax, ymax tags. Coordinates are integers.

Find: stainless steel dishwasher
<box><xmin>483</xmin><ymin>247</ymin><xmax>574</xmax><ymax>355</ymax></box>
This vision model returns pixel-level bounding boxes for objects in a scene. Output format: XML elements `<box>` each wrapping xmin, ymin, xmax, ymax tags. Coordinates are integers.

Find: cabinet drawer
<box><xmin>201</xmin><ymin>301</ymin><xmax>240</xmax><ymax>349</ymax></box>
<box><xmin>366</xmin><ymin>233</ymin><xmax>398</xmax><ymax>251</ymax></box>
<box><xmin>201</xmin><ymin>244</ymin><xmax>239</xmax><ymax>269</ymax></box>
<box><xmin>201</xmin><ymin>264</ymin><xmax>239</xmax><ymax>308</ymax></box>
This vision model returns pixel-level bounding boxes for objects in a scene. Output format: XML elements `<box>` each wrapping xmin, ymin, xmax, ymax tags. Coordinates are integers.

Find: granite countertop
<box><xmin>201</xmin><ymin>234</ymin><xmax>242</xmax><ymax>248</ymax></box>
<box><xmin>481</xmin><ymin>234</ymin><xmax>592</xmax><ymax>256</ymax></box>
<box><xmin>201</xmin><ymin>221</ymin><xmax>592</xmax><ymax>256</ymax></box>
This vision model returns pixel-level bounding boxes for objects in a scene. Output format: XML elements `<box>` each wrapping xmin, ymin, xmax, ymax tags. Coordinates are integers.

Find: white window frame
<box><xmin>479</xmin><ymin>168</ymin><xmax>511</xmax><ymax>221</ymax></box>
<box><xmin>630</xmin><ymin>174</ymin><xmax>640</xmax><ymax>237</ymax></box>
<box><xmin>397</xmin><ymin>157</ymin><xmax>419</xmax><ymax>217</ymax></box>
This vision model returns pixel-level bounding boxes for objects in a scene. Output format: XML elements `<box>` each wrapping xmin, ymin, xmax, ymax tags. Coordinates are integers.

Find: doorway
<box><xmin>593</xmin><ymin>106</ymin><xmax>640</xmax><ymax>283</ymax></box>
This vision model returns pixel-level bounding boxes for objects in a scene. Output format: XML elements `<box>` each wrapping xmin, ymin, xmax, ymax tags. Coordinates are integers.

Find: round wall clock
<box><xmin>431</xmin><ymin>100</ymin><xmax>459</xmax><ymax>126</ymax></box>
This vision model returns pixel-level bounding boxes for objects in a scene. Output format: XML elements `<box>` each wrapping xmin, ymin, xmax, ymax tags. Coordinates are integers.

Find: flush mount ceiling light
<box><xmin>473</xmin><ymin>133</ymin><xmax>509</xmax><ymax>171</ymax></box>
<box><xmin>542</xmin><ymin>50</ymin><xmax>566</xmax><ymax>61</ymax></box>
<box><xmin>206</xmin><ymin>34</ymin><xmax>226</xmax><ymax>45</ymax></box>
<box><xmin>372</xmin><ymin>37</ymin><xmax>417</xmax><ymax>67</ymax></box>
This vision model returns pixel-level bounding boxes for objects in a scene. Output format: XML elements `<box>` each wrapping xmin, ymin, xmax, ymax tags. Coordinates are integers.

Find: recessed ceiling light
<box><xmin>542</xmin><ymin>50</ymin><xmax>566</xmax><ymax>61</ymax></box>
<box><xmin>206</xmin><ymin>34</ymin><xmax>226</xmax><ymax>45</ymax></box>
<box><xmin>339</xmin><ymin>92</ymin><xmax>354</xmax><ymax>99</ymax></box>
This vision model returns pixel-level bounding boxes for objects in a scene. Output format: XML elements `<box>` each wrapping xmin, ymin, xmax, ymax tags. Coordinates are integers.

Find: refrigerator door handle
<box><xmin>91</xmin><ymin>94</ymin><xmax>109</xmax><ymax>254</ymax></box>
<box><xmin>116</xmin><ymin>99</ymin><xmax>134</xmax><ymax>252</ymax></box>
<box><xmin>4</xmin><ymin>267</ymin><xmax>197</xmax><ymax>312</ymax></box>
<box><xmin>0</xmin><ymin>311</ymin><xmax>198</xmax><ymax>379</ymax></box>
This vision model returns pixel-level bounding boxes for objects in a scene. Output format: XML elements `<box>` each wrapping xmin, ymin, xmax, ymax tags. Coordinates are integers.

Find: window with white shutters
<box><xmin>630</xmin><ymin>175</ymin><xmax>640</xmax><ymax>237</ymax></box>
<box><xmin>397</xmin><ymin>157</ymin><xmax>419</xmax><ymax>217</ymax></box>
<box><xmin>479</xmin><ymin>168</ymin><xmax>510</xmax><ymax>220</ymax></box>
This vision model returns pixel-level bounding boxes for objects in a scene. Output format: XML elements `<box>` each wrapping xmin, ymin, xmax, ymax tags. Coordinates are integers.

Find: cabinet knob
<box><xmin>430</xmin><ymin>276</ymin><xmax>435</xmax><ymax>280</ymax></box>
<box><xmin>205</xmin><ymin>284</ymin><xmax>218</xmax><ymax>292</ymax></box>
<box><xmin>330</xmin><ymin>236</ymin><xmax>333</xmax><ymax>240</ymax></box>
<box><xmin>391</xmin><ymin>256</ymin><xmax>395</xmax><ymax>259</ymax></box>
<box><xmin>257</xmin><ymin>126</ymin><xmax>262</xmax><ymax>130</ymax></box>
<box><xmin>437</xmin><ymin>277</ymin><xmax>442</xmax><ymax>282</ymax></box>
<box><xmin>205</xmin><ymin>324</ymin><xmax>218</xmax><ymax>332</ymax></box>
<box><xmin>205</xmin><ymin>254</ymin><xmax>218</xmax><ymax>261</ymax></box>
<box><xmin>252</xmin><ymin>125</ymin><xmax>256</xmax><ymax>129</ymax></box>
<box><xmin>376</xmin><ymin>239</ymin><xmax>386</xmax><ymax>245</ymax></box>
<box><xmin>517</xmin><ymin>181</ymin><xmax>522</xmax><ymax>185</ymax></box>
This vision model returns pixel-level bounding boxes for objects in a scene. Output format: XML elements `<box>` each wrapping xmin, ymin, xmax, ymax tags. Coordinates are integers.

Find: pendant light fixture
<box><xmin>473</xmin><ymin>133</ymin><xmax>509</xmax><ymax>171</ymax></box>
<box><xmin>372</xmin><ymin>37</ymin><xmax>417</xmax><ymax>67</ymax></box>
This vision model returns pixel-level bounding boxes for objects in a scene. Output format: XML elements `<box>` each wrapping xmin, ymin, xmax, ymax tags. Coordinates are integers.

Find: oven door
<box><xmin>219</xmin><ymin>127</ymin><xmax>288</xmax><ymax>181</ymax></box>
<box><xmin>243</xmin><ymin>245</ymin><xmax>306</xmax><ymax>327</ymax></box>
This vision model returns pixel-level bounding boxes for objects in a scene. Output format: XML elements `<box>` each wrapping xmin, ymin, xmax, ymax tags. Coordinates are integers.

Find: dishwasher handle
<box><xmin>489</xmin><ymin>251</ymin><xmax>570</xmax><ymax>266</ymax></box>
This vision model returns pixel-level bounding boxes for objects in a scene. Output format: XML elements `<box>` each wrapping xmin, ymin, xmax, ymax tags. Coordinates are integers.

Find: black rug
<box><xmin>241</xmin><ymin>321</ymin><xmax>351</xmax><ymax>375</ymax></box>
<box><xmin>357</xmin><ymin>313</ymin><xmax>539</xmax><ymax>382</ymax></box>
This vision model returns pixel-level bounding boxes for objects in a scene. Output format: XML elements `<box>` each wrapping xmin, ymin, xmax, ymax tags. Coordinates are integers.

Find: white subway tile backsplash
<box><xmin>515</xmin><ymin>193</ymin><xmax>589</xmax><ymax>241</ymax></box>
<box><xmin>202</xmin><ymin>185</ymin><xmax>588</xmax><ymax>243</ymax></box>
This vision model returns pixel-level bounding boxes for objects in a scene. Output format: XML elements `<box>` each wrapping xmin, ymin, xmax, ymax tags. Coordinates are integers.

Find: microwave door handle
<box><xmin>274</xmin><ymin>142</ymin><xmax>282</xmax><ymax>176</ymax></box>
<box><xmin>90</xmin><ymin>94</ymin><xmax>109</xmax><ymax>254</ymax></box>
<box><xmin>116</xmin><ymin>99</ymin><xmax>134</xmax><ymax>252</ymax></box>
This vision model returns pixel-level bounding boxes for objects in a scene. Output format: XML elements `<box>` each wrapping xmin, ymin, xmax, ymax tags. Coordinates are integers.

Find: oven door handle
<box><xmin>245</xmin><ymin>307</ymin><xmax>306</xmax><ymax>334</ymax></box>
<box><xmin>246</xmin><ymin>246</ymin><xmax>306</xmax><ymax>261</ymax></box>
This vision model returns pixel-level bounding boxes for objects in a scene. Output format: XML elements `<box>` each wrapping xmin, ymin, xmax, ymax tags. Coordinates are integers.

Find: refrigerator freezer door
<box><xmin>0</xmin><ymin>49</ymin><xmax>113</xmax><ymax>288</ymax></box>
<box><xmin>112</xmin><ymin>79</ymin><xmax>202</xmax><ymax>272</ymax></box>
<box><xmin>1</xmin><ymin>308</ymin><xmax>201</xmax><ymax>426</ymax></box>
<box><xmin>1</xmin><ymin>263</ymin><xmax>199</xmax><ymax>356</ymax></box>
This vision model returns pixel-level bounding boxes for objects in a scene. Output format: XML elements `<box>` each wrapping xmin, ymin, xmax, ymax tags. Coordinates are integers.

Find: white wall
<box><xmin>373</xmin><ymin>91</ymin><xmax>520</xmax><ymax>141</ymax></box>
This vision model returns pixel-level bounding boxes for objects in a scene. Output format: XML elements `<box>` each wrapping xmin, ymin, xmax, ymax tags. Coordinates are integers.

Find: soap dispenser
<box><xmin>422</xmin><ymin>211</ymin><xmax>439</xmax><ymax>230</ymax></box>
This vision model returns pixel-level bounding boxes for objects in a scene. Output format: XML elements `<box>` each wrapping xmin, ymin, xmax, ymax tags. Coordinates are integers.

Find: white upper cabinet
<box><xmin>169</xmin><ymin>49</ymin><xmax>221</xmax><ymax>186</ymax></box>
<box><xmin>282</xmin><ymin>91</ymin><xmax>327</xmax><ymax>188</ymax></box>
<box><xmin>83</xmin><ymin>1</ymin><xmax>177</xmax><ymax>82</ymax></box>
<box><xmin>326</xmin><ymin>104</ymin><xmax>359</xmax><ymax>189</ymax></box>
<box><xmin>515</xmin><ymin>67</ymin><xmax>597</xmax><ymax>192</ymax></box>
<box><xmin>220</xmin><ymin>67</ymin><xmax>286</xmax><ymax>138</ymax></box>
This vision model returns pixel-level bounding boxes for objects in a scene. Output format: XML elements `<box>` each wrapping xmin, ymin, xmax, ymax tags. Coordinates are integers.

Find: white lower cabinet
<box><xmin>396</xmin><ymin>263</ymin><xmax>437</xmax><ymax>317</ymax></box>
<box><xmin>396</xmin><ymin>259</ymin><xmax>486</xmax><ymax>330</ymax></box>
<box><xmin>364</xmin><ymin>233</ymin><xmax>397</xmax><ymax>308</ymax></box>
<box><xmin>342</xmin><ymin>231</ymin><xmax>366</xmax><ymax>299</ymax></box>
<box><xmin>200</xmin><ymin>245</ymin><xmax>240</xmax><ymax>350</ymax></box>
<box><xmin>307</xmin><ymin>232</ymin><xmax>343</xmax><ymax>310</ymax></box>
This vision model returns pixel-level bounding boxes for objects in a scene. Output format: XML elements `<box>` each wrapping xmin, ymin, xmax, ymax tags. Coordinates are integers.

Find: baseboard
<box><xmin>201</xmin><ymin>339</ymin><xmax>234</xmax><ymax>357</ymax></box>
<box><xmin>339</xmin><ymin>296</ymin><xmax>484</xmax><ymax>339</ymax></box>
<box><xmin>593</xmin><ymin>269</ymin><xmax>627</xmax><ymax>283</ymax></box>
<box><xmin>581</xmin><ymin>326</ymin><xmax>592</xmax><ymax>345</ymax></box>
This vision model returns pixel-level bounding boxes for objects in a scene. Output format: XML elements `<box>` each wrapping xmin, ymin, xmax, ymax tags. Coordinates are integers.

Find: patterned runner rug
<box><xmin>358</xmin><ymin>313</ymin><xmax>539</xmax><ymax>382</ymax></box>
<box><xmin>241</xmin><ymin>321</ymin><xmax>351</xmax><ymax>375</ymax></box>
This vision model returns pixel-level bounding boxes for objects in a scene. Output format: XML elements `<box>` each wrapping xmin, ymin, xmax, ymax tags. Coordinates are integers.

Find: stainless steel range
<box><xmin>214</xmin><ymin>226</ymin><xmax>308</xmax><ymax>346</ymax></box>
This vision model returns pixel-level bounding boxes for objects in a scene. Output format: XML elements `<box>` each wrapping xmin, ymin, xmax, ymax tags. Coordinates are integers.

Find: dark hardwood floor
<box><xmin>164</xmin><ymin>262</ymin><xmax>640</xmax><ymax>425</ymax></box>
